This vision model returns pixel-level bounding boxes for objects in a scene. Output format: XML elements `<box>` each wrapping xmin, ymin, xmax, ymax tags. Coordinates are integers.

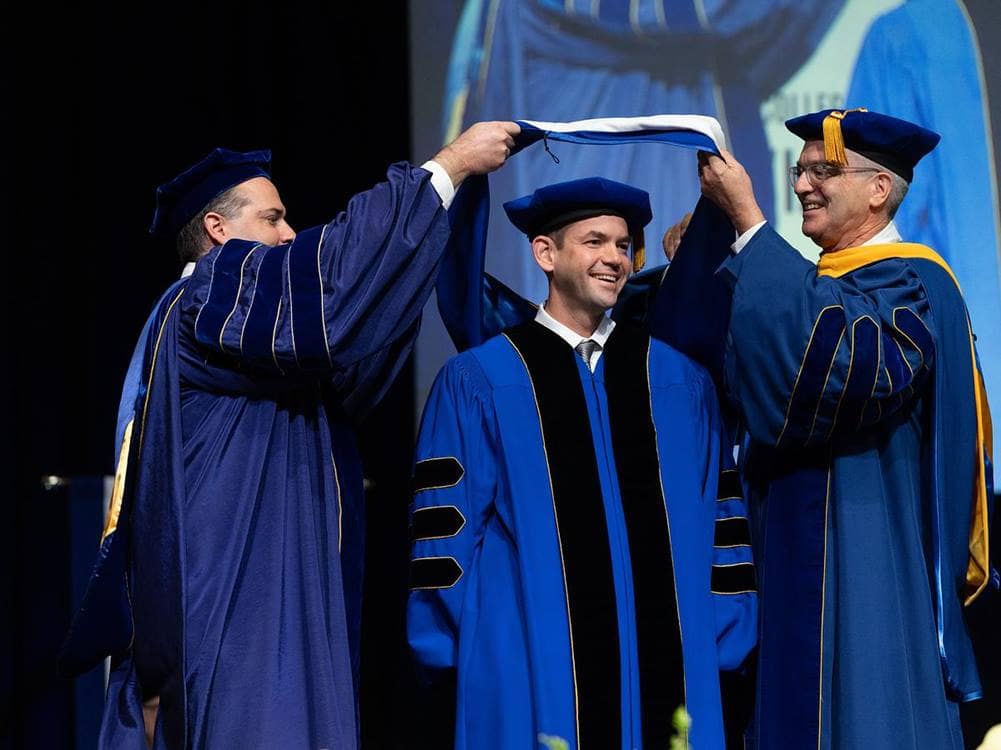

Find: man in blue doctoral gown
<box><xmin>408</xmin><ymin>177</ymin><xmax>757</xmax><ymax>749</ymax></box>
<box><xmin>680</xmin><ymin>109</ymin><xmax>995</xmax><ymax>749</ymax></box>
<box><xmin>60</xmin><ymin>121</ymin><xmax>520</xmax><ymax>749</ymax></box>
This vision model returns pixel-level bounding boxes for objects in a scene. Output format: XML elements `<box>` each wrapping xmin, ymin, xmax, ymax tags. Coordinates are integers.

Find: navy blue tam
<box><xmin>785</xmin><ymin>108</ymin><xmax>939</xmax><ymax>183</ymax></box>
<box><xmin>149</xmin><ymin>148</ymin><xmax>272</xmax><ymax>237</ymax></box>
<box><xmin>504</xmin><ymin>177</ymin><xmax>653</xmax><ymax>269</ymax></box>
<box><xmin>504</xmin><ymin>177</ymin><xmax>652</xmax><ymax>238</ymax></box>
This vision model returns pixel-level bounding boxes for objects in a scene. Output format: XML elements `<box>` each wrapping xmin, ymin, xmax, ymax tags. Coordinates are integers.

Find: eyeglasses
<box><xmin>788</xmin><ymin>162</ymin><xmax>880</xmax><ymax>188</ymax></box>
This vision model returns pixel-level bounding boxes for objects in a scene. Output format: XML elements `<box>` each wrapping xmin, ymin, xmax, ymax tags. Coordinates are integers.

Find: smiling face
<box><xmin>532</xmin><ymin>214</ymin><xmax>632</xmax><ymax>333</ymax></box>
<box><xmin>793</xmin><ymin>141</ymin><xmax>891</xmax><ymax>251</ymax></box>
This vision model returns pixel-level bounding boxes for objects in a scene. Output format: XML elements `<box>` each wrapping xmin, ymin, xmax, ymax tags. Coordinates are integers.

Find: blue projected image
<box><xmin>411</xmin><ymin>0</ymin><xmax>1000</xmax><ymax>469</ymax></box>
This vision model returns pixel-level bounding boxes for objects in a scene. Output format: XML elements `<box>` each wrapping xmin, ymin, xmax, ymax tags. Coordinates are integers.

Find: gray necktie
<box><xmin>575</xmin><ymin>339</ymin><xmax>600</xmax><ymax>368</ymax></box>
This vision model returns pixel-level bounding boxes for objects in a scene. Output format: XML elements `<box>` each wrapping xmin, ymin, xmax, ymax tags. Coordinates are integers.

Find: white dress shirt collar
<box><xmin>862</xmin><ymin>221</ymin><xmax>901</xmax><ymax>245</ymax></box>
<box><xmin>534</xmin><ymin>303</ymin><xmax>616</xmax><ymax>371</ymax></box>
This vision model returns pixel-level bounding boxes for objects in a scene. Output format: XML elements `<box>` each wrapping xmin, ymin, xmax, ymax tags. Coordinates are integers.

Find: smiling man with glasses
<box><xmin>680</xmin><ymin>108</ymin><xmax>995</xmax><ymax>749</ymax></box>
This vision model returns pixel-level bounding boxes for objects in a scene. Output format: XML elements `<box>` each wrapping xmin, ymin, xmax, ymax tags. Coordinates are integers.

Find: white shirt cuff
<box><xmin>421</xmin><ymin>159</ymin><xmax>456</xmax><ymax>210</ymax></box>
<box><xmin>731</xmin><ymin>220</ymin><xmax>767</xmax><ymax>254</ymax></box>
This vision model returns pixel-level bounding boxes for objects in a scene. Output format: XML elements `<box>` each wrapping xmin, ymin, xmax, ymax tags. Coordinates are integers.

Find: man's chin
<box><xmin>584</xmin><ymin>297</ymin><xmax>616</xmax><ymax>317</ymax></box>
<box><xmin>801</xmin><ymin>220</ymin><xmax>823</xmax><ymax>245</ymax></box>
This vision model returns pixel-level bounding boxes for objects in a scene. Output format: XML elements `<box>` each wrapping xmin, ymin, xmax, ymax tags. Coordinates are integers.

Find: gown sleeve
<box><xmin>180</xmin><ymin>162</ymin><xmax>450</xmax><ymax>412</ymax></box>
<box><xmin>407</xmin><ymin>355</ymin><xmax>499</xmax><ymax>677</ymax></box>
<box><xmin>719</xmin><ymin>225</ymin><xmax>934</xmax><ymax>450</ymax></box>
<box><xmin>698</xmin><ymin>372</ymin><xmax>757</xmax><ymax>670</ymax></box>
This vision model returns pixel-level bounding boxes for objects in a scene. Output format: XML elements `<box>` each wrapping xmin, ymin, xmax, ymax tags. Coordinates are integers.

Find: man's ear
<box><xmin>869</xmin><ymin>171</ymin><xmax>893</xmax><ymax>213</ymax></box>
<box><xmin>531</xmin><ymin>235</ymin><xmax>556</xmax><ymax>273</ymax></box>
<box><xmin>203</xmin><ymin>212</ymin><xmax>228</xmax><ymax>247</ymax></box>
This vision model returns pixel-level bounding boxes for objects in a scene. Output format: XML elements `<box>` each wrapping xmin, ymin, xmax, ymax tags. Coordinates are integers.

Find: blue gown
<box><xmin>654</xmin><ymin>213</ymin><xmax>993</xmax><ymax>749</ymax></box>
<box><xmin>408</xmin><ymin>320</ymin><xmax>757</xmax><ymax>749</ymax></box>
<box><xmin>62</xmin><ymin>163</ymin><xmax>451</xmax><ymax>748</ymax></box>
<box><xmin>847</xmin><ymin>0</ymin><xmax>1001</xmax><ymax>471</ymax></box>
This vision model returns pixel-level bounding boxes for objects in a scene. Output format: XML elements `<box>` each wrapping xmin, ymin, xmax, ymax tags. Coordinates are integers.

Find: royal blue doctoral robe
<box><xmin>61</xmin><ymin>163</ymin><xmax>451</xmax><ymax>749</ymax></box>
<box><xmin>408</xmin><ymin>320</ymin><xmax>757</xmax><ymax>749</ymax></box>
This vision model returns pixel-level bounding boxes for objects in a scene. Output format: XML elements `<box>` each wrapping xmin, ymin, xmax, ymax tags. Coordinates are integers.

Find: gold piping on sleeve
<box><xmin>825</xmin><ymin>315</ymin><xmax>876</xmax><ymax>442</ymax></box>
<box><xmin>816</xmin><ymin>464</ymin><xmax>832</xmax><ymax>750</ymax></box>
<box><xmin>775</xmin><ymin>305</ymin><xmax>844</xmax><ymax>448</ymax></box>
<box><xmin>804</xmin><ymin>328</ymin><xmax>846</xmax><ymax>445</ymax></box>
<box><xmin>891</xmin><ymin>306</ymin><xmax>933</xmax><ymax>369</ymax></box>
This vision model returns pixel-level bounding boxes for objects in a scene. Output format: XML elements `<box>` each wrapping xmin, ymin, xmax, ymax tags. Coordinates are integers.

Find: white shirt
<box><xmin>534</xmin><ymin>303</ymin><xmax>616</xmax><ymax>372</ymax></box>
<box><xmin>420</xmin><ymin>159</ymin><xmax>456</xmax><ymax>209</ymax></box>
<box><xmin>731</xmin><ymin>219</ymin><xmax>902</xmax><ymax>254</ymax></box>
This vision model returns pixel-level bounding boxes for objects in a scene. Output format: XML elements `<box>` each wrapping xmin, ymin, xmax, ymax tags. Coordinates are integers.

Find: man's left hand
<box><xmin>662</xmin><ymin>212</ymin><xmax>692</xmax><ymax>262</ymax></box>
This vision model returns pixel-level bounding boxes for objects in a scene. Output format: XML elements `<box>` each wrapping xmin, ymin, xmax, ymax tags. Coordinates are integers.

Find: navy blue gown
<box><xmin>64</xmin><ymin>163</ymin><xmax>451</xmax><ymax>749</ymax></box>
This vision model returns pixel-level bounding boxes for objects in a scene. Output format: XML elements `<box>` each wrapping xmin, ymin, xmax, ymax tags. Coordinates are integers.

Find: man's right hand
<box><xmin>698</xmin><ymin>148</ymin><xmax>765</xmax><ymax>234</ymax></box>
<box><xmin>433</xmin><ymin>121</ymin><xmax>521</xmax><ymax>189</ymax></box>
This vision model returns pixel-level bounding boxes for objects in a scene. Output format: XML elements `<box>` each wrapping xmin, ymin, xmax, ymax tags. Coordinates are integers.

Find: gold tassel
<box><xmin>823</xmin><ymin>108</ymin><xmax>868</xmax><ymax>166</ymax></box>
<box><xmin>633</xmin><ymin>230</ymin><xmax>645</xmax><ymax>271</ymax></box>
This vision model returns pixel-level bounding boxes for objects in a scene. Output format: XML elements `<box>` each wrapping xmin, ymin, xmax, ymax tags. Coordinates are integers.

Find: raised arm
<box><xmin>180</xmin><ymin>122</ymin><xmax>519</xmax><ymax>407</ymax></box>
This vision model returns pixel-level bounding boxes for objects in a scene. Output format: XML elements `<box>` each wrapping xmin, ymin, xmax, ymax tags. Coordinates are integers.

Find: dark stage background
<box><xmin>5</xmin><ymin>2</ymin><xmax>453</xmax><ymax>747</ymax></box>
<box><xmin>5</xmin><ymin>2</ymin><xmax>999</xmax><ymax>748</ymax></box>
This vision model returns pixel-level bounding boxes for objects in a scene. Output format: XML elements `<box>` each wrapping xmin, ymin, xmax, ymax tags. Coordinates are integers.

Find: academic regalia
<box><xmin>62</xmin><ymin>162</ymin><xmax>450</xmax><ymax>748</ymax></box>
<box><xmin>408</xmin><ymin>320</ymin><xmax>757</xmax><ymax>749</ymax></box>
<box><xmin>713</xmin><ymin>226</ymin><xmax>992</xmax><ymax>749</ymax></box>
<box><xmin>434</xmin><ymin>115</ymin><xmax>725</xmax><ymax>353</ymax></box>
<box><xmin>653</xmin><ymin>109</ymin><xmax>995</xmax><ymax>748</ymax></box>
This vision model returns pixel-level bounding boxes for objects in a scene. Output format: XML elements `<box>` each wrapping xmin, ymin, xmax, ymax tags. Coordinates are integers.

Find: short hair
<box><xmin>851</xmin><ymin>152</ymin><xmax>910</xmax><ymax>220</ymax></box>
<box><xmin>175</xmin><ymin>185</ymin><xmax>251</xmax><ymax>263</ymax></box>
<box><xmin>546</xmin><ymin>225</ymin><xmax>570</xmax><ymax>248</ymax></box>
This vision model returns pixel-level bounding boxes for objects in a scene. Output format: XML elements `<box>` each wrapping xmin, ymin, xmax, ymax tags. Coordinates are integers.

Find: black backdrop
<box><xmin>5</xmin><ymin>2</ymin><xmax>446</xmax><ymax>747</ymax></box>
<box><xmin>5</xmin><ymin>2</ymin><xmax>1000</xmax><ymax>747</ymax></box>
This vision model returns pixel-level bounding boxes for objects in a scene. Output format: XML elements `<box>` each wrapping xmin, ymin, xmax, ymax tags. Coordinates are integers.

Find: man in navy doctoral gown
<box><xmin>61</xmin><ymin>121</ymin><xmax>520</xmax><ymax>748</ymax></box>
<box><xmin>679</xmin><ymin>108</ymin><xmax>995</xmax><ymax>749</ymax></box>
<box><xmin>408</xmin><ymin>177</ymin><xmax>757</xmax><ymax>749</ymax></box>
